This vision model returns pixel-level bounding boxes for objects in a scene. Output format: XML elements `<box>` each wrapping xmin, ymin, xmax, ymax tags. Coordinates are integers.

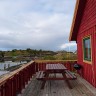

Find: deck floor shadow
<box><xmin>20</xmin><ymin>74</ymin><xmax>96</xmax><ymax>96</ymax></box>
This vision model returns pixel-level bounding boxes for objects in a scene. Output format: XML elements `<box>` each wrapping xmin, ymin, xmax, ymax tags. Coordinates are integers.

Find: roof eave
<box><xmin>69</xmin><ymin>0</ymin><xmax>80</xmax><ymax>41</ymax></box>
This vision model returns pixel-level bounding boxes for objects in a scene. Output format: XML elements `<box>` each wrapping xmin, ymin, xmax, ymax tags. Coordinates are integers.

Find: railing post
<box><xmin>23</xmin><ymin>69</ymin><xmax>26</xmax><ymax>88</ymax></box>
<box><xmin>15</xmin><ymin>73</ymin><xmax>19</xmax><ymax>95</ymax></box>
<box><xmin>33</xmin><ymin>62</ymin><xmax>36</xmax><ymax>74</ymax></box>
<box><xmin>18</xmin><ymin>72</ymin><xmax>22</xmax><ymax>94</ymax></box>
<box><xmin>6</xmin><ymin>78</ymin><xmax>13</xmax><ymax>96</ymax></box>
<box><xmin>28</xmin><ymin>66</ymin><xmax>30</xmax><ymax>81</ymax></box>
<box><xmin>30</xmin><ymin>64</ymin><xmax>32</xmax><ymax>77</ymax></box>
<box><xmin>35</xmin><ymin>62</ymin><xmax>38</xmax><ymax>72</ymax></box>
<box><xmin>1</xmin><ymin>85</ymin><xmax>4</xmax><ymax>96</ymax></box>
<box><xmin>12</xmin><ymin>76</ymin><xmax>17</xmax><ymax>96</ymax></box>
<box><xmin>16</xmin><ymin>73</ymin><xmax>20</xmax><ymax>94</ymax></box>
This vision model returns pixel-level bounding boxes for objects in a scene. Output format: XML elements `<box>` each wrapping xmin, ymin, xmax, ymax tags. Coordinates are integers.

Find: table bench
<box><xmin>65</xmin><ymin>70</ymin><xmax>77</xmax><ymax>80</ymax></box>
<box><xmin>36</xmin><ymin>70</ymin><xmax>77</xmax><ymax>80</ymax></box>
<box><xmin>36</xmin><ymin>71</ymin><xmax>44</xmax><ymax>80</ymax></box>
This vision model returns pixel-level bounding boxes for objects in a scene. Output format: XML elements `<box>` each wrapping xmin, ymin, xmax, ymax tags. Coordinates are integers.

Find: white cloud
<box><xmin>0</xmin><ymin>0</ymin><xmax>76</xmax><ymax>51</ymax></box>
<box><xmin>60</xmin><ymin>42</ymin><xmax>77</xmax><ymax>50</ymax></box>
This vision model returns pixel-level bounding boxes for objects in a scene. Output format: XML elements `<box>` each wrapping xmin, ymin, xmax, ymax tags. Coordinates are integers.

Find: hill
<box><xmin>0</xmin><ymin>49</ymin><xmax>77</xmax><ymax>62</ymax></box>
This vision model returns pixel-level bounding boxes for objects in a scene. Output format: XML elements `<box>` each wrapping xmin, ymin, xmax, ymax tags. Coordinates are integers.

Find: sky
<box><xmin>0</xmin><ymin>0</ymin><xmax>76</xmax><ymax>52</ymax></box>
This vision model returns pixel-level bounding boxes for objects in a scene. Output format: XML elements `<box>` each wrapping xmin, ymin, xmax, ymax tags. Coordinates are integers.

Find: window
<box><xmin>83</xmin><ymin>37</ymin><xmax>91</xmax><ymax>61</ymax></box>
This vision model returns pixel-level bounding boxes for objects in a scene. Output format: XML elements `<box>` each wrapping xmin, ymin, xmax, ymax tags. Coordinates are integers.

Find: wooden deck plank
<box><xmin>20</xmin><ymin>74</ymin><xmax>96</xmax><ymax>96</ymax></box>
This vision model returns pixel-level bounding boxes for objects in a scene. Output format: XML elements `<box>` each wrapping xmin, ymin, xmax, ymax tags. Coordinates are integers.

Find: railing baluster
<box><xmin>1</xmin><ymin>85</ymin><xmax>4</xmax><ymax>96</ymax></box>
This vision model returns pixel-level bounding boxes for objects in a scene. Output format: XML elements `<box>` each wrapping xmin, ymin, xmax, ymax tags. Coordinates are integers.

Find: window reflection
<box><xmin>83</xmin><ymin>37</ymin><xmax>91</xmax><ymax>61</ymax></box>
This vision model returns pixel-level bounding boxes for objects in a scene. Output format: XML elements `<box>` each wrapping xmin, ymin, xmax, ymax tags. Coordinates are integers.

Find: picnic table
<box><xmin>36</xmin><ymin>64</ymin><xmax>77</xmax><ymax>89</ymax></box>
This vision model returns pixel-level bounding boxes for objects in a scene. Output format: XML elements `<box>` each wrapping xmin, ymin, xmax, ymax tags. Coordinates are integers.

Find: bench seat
<box><xmin>36</xmin><ymin>70</ymin><xmax>77</xmax><ymax>80</ymax></box>
<box><xmin>36</xmin><ymin>71</ymin><xmax>44</xmax><ymax>80</ymax></box>
<box><xmin>65</xmin><ymin>70</ymin><xmax>77</xmax><ymax>80</ymax></box>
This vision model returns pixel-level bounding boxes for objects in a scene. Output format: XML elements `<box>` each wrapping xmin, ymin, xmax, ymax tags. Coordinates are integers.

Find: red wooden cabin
<box><xmin>69</xmin><ymin>0</ymin><xmax>96</xmax><ymax>87</ymax></box>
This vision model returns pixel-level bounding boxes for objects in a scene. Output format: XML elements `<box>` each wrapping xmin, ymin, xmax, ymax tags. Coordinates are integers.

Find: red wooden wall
<box><xmin>79</xmin><ymin>0</ymin><xmax>96</xmax><ymax>33</ymax></box>
<box><xmin>77</xmin><ymin>0</ymin><xmax>96</xmax><ymax>87</ymax></box>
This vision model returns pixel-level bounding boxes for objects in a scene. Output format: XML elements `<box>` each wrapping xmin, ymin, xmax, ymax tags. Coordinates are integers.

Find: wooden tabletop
<box><xmin>46</xmin><ymin>64</ymin><xmax>67</xmax><ymax>70</ymax></box>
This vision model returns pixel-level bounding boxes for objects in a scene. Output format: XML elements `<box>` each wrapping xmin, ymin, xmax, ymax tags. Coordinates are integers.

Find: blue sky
<box><xmin>0</xmin><ymin>0</ymin><xmax>76</xmax><ymax>51</ymax></box>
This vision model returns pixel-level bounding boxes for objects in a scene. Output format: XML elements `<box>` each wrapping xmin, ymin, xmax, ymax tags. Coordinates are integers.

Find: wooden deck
<box><xmin>19</xmin><ymin>74</ymin><xmax>96</xmax><ymax>96</ymax></box>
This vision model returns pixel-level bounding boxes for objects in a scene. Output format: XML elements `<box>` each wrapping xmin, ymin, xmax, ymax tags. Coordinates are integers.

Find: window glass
<box><xmin>83</xmin><ymin>37</ymin><xmax>91</xmax><ymax>61</ymax></box>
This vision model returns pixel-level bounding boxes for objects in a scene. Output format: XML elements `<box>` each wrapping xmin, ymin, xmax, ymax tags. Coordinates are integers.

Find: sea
<box><xmin>0</xmin><ymin>61</ymin><xmax>27</xmax><ymax>76</ymax></box>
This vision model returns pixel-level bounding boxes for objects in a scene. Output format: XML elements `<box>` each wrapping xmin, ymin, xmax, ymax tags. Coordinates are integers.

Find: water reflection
<box><xmin>0</xmin><ymin>71</ymin><xmax>9</xmax><ymax>76</ymax></box>
<box><xmin>0</xmin><ymin>61</ymin><xmax>27</xmax><ymax>76</ymax></box>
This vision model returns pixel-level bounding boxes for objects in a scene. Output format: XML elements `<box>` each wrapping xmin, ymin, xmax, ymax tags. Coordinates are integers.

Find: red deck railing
<box><xmin>0</xmin><ymin>60</ymin><xmax>77</xmax><ymax>96</ymax></box>
<box><xmin>35</xmin><ymin>60</ymin><xmax>77</xmax><ymax>72</ymax></box>
<box><xmin>0</xmin><ymin>61</ymin><xmax>36</xmax><ymax>96</ymax></box>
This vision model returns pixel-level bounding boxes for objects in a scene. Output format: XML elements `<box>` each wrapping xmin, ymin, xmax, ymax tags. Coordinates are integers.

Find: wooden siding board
<box><xmin>77</xmin><ymin>25</ymin><xmax>96</xmax><ymax>87</ymax></box>
<box><xmin>71</xmin><ymin>0</ymin><xmax>96</xmax><ymax>87</ymax></box>
<box><xmin>78</xmin><ymin>0</ymin><xmax>96</xmax><ymax>33</ymax></box>
<box><xmin>92</xmin><ymin>27</ymin><xmax>96</xmax><ymax>87</ymax></box>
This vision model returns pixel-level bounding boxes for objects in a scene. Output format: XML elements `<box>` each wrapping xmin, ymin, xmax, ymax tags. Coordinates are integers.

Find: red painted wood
<box><xmin>0</xmin><ymin>61</ymin><xmax>75</xmax><ymax>96</ymax></box>
<box><xmin>1</xmin><ymin>85</ymin><xmax>4</xmax><ymax>96</ymax></box>
<box><xmin>37</xmin><ymin>61</ymin><xmax>76</xmax><ymax>73</ymax></box>
<box><xmin>93</xmin><ymin>26</ymin><xmax>96</xmax><ymax>87</ymax></box>
<box><xmin>77</xmin><ymin>3</ymin><xmax>96</xmax><ymax>87</ymax></box>
<box><xmin>0</xmin><ymin>62</ymin><xmax>36</xmax><ymax>96</ymax></box>
<box><xmin>78</xmin><ymin>0</ymin><xmax>96</xmax><ymax>33</ymax></box>
<box><xmin>70</xmin><ymin>0</ymin><xmax>96</xmax><ymax>87</ymax></box>
<box><xmin>35</xmin><ymin>63</ymin><xmax>38</xmax><ymax>72</ymax></box>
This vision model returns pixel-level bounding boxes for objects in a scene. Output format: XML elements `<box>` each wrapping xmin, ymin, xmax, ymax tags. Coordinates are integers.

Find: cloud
<box><xmin>59</xmin><ymin>42</ymin><xmax>77</xmax><ymax>51</ymax></box>
<box><xmin>0</xmin><ymin>0</ymin><xmax>76</xmax><ymax>51</ymax></box>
